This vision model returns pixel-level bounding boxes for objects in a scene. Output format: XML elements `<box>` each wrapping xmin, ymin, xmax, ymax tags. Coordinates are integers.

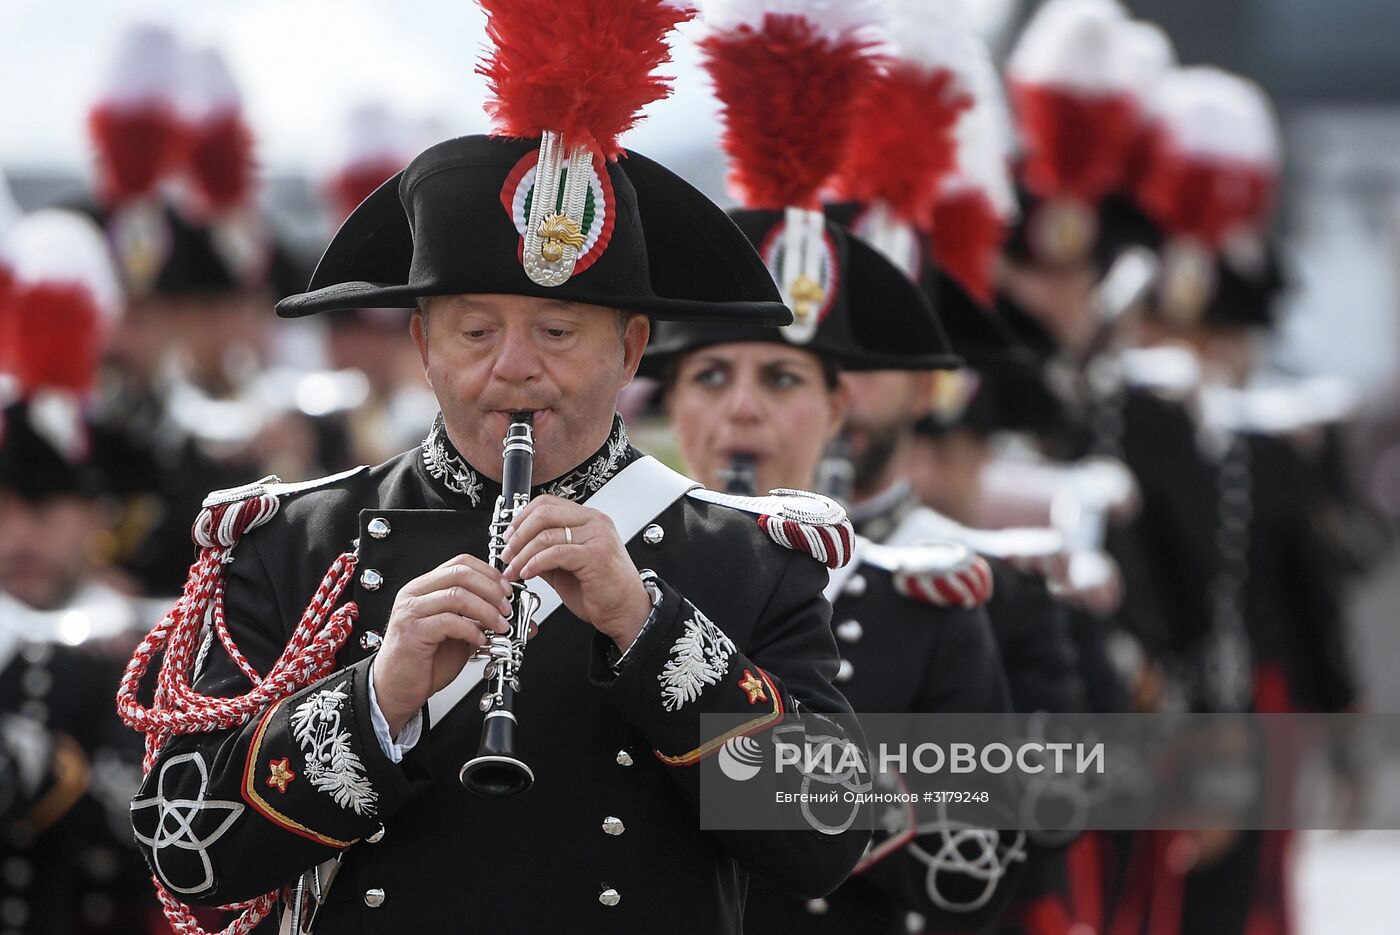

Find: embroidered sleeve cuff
<box><xmin>368</xmin><ymin>665</ymin><xmax>423</xmax><ymax>763</ymax></box>
<box><xmin>239</xmin><ymin>656</ymin><xmax>432</xmax><ymax>848</ymax></box>
<box><xmin>589</xmin><ymin>578</ymin><xmax>787</xmax><ymax>766</ymax></box>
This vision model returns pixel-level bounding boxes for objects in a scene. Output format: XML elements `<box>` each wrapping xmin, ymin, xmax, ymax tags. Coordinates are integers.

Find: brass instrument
<box><xmin>459</xmin><ymin>413</ymin><xmax>540</xmax><ymax>796</ymax></box>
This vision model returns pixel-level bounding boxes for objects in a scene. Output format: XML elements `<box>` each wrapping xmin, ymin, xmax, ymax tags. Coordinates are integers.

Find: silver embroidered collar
<box><xmin>538</xmin><ymin>417</ymin><xmax>630</xmax><ymax>501</ymax></box>
<box><xmin>421</xmin><ymin>413</ymin><xmax>630</xmax><ymax>505</ymax></box>
<box><xmin>421</xmin><ymin>414</ymin><xmax>484</xmax><ymax>506</ymax></box>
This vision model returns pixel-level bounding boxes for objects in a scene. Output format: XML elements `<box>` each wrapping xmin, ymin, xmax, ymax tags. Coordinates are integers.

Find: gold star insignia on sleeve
<box><xmin>738</xmin><ymin>669</ymin><xmax>768</xmax><ymax>705</ymax></box>
<box><xmin>267</xmin><ymin>757</ymin><xmax>297</xmax><ymax>794</ymax></box>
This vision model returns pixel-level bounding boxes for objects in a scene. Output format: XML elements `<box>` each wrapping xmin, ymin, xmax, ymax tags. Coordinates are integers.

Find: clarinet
<box><xmin>815</xmin><ymin>437</ymin><xmax>855</xmax><ymax>505</ymax></box>
<box><xmin>459</xmin><ymin>413</ymin><xmax>541</xmax><ymax>796</ymax></box>
<box><xmin>719</xmin><ymin>453</ymin><xmax>759</xmax><ymax>496</ymax></box>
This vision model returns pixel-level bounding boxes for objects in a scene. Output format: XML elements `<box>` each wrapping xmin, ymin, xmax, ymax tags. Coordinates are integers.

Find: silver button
<box><xmin>615</xmin><ymin>749</ymin><xmax>634</xmax><ymax>767</ymax></box>
<box><xmin>367</xmin><ymin>517</ymin><xmax>392</xmax><ymax>539</ymax></box>
<box><xmin>359</xmin><ymin>631</ymin><xmax>382</xmax><ymax>651</ymax></box>
<box><xmin>835</xmin><ymin>620</ymin><xmax>863</xmax><ymax>643</ymax></box>
<box><xmin>806</xmin><ymin>897</ymin><xmax>830</xmax><ymax>915</ymax></box>
<box><xmin>364</xmin><ymin>888</ymin><xmax>385</xmax><ymax>908</ymax></box>
<box><xmin>642</xmin><ymin>524</ymin><xmax>664</xmax><ymax>546</ymax></box>
<box><xmin>366</xmin><ymin>825</ymin><xmax>386</xmax><ymax>844</ymax></box>
<box><xmin>835</xmin><ymin>659</ymin><xmax>855</xmax><ymax>683</ymax></box>
<box><xmin>602</xmin><ymin>816</ymin><xmax>625</xmax><ymax>836</ymax></box>
<box><xmin>598</xmin><ymin>887</ymin><xmax>621</xmax><ymax>907</ymax></box>
<box><xmin>843</xmin><ymin>574</ymin><xmax>867</xmax><ymax>597</ymax></box>
<box><xmin>360</xmin><ymin>568</ymin><xmax>384</xmax><ymax>591</ymax></box>
<box><xmin>20</xmin><ymin>701</ymin><xmax>45</xmax><ymax>723</ymax></box>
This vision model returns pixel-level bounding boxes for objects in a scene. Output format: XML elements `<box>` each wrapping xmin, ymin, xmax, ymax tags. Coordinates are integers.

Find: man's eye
<box><xmin>463</xmin><ymin>329</ymin><xmax>490</xmax><ymax>339</ymax></box>
<box><xmin>544</xmin><ymin>328</ymin><xmax>571</xmax><ymax>339</ymax></box>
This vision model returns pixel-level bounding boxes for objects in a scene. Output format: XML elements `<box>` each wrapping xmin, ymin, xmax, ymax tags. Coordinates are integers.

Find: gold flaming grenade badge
<box><xmin>537</xmin><ymin>213</ymin><xmax>587</xmax><ymax>263</ymax></box>
<box><xmin>788</xmin><ymin>274</ymin><xmax>826</xmax><ymax>327</ymax></box>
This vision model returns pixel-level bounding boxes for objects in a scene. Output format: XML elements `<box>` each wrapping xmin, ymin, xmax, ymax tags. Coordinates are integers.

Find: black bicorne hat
<box><xmin>0</xmin><ymin>400</ymin><xmax>103</xmax><ymax>501</ymax></box>
<box><xmin>1150</xmin><ymin>235</ymin><xmax>1286</xmax><ymax>331</ymax></box>
<box><xmin>72</xmin><ymin>196</ymin><xmax>305</xmax><ymax>300</ymax></box>
<box><xmin>642</xmin><ymin>208</ymin><xmax>959</xmax><ymax>377</ymax></box>
<box><xmin>275</xmin><ymin>135</ymin><xmax>789</xmax><ymax>327</ymax></box>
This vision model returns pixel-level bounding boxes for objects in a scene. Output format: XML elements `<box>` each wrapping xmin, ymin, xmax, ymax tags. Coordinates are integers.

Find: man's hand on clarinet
<box><xmin>501</xmin><ymin>495</ymin><xmax>653</xmax><ymax>653</ymax></box>
<box><xmin>372</xmin><ymin>553</ymin><xmax>514</xmax><ymax>737</ymax></box>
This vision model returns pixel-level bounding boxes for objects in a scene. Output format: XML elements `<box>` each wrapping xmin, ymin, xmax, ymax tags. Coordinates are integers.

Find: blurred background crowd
<box><xmin>0</xmin><ymin>0</ymin><xmax>1398</xmax><ymax>933</ymax></box>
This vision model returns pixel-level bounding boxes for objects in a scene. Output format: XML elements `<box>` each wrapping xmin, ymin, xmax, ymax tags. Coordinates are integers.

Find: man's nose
<box><xmin>490</xmin><ymin>326</ymin><xmax>543</xmax><ymax>384</ymax></box>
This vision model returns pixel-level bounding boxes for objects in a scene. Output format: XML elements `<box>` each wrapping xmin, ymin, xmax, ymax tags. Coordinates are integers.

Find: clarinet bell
<box><xmin>459</xmin><ymin>685</ymin><xmax>535</xmax><ymax>796</ymax></box>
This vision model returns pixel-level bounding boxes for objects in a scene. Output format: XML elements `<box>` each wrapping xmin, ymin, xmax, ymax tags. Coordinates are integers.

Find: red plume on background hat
<box><xmin>932</xmin><ymin>27</ymin><xmax>1018</xmax><ymax>307</ymax></box>
<box><xmin>87</xmin><ymin>23</ymin><xmax>186</xmax><ymax>208</ymax></box>
<box><xmin>833</xmin><ymin>0</ymin><xmax>976</xmax><ymax>266</ymax></box>
<box><xmin>323</xmin><ymin>103</ymin><xmax>418</xmax><ymax>224</ymax></box>
<box><xmin>0</xmin><ymin>210</ymin><xmax>122</xmax><ymax>400</ymax></box>
<box><xmin>477</xmin><ymin>0</ymin><xmax>694</xmax><ymax>287</ymax></box>
<box><xmin>1006</xmin><ymin>0</ymin><xmax>1139</xmax><ymax>264</ymax></box>
<box><xmin>699</xmin><ymin>0</ymin><xmax>883</xmax><ymax>343</ymax></box>
<box><xmin>1115</xmin><ymin>19</ymin><xmax>1177</xmax><ymax>198</ymax></box>
<box><xmin>1135</xmin><ymin>68</ymin><xmax>1279</xmax><ymax>251</ymax></box>
<box><xmin>0</xmin><ymin>210</ymin><xmax>122</xmax><ymax>500</ymax></box>
<box><xmin>1133</xmin><ymin>67</ymin><xmax>1283</xmax><ymax>326</ymax></box>
<box><xmin>181</xmin><ymin>47</ymin><xmax>256</xmax><ymax>218</ymax></box>
<box><xmin>0</xmin><ymin>169</ymin><xmax>19</xmax><ymax>330</ymax></box>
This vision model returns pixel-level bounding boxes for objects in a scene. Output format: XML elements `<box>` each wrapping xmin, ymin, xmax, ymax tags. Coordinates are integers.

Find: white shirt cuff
<box><xmin>368</xmin><ymin>666</ymin><xmax>423</xmax><ymax>763</ymax></box>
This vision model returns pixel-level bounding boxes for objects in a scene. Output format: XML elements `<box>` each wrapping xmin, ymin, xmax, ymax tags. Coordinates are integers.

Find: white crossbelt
<box><xmin>424</xmin><ymin>455</ymin><xmax>699</xmax><ymax>728</ymax></box>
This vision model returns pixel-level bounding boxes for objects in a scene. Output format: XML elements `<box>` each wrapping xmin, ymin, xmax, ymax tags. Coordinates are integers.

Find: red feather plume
<box><xmin>1011</xmin><ymin>83</ymin><xmax>1136</xmax><ymax>203</ymax></box>
<box><xmin>931</xmin><ymin>189</ymin><xmax>1006</xmax><ymax>306</ymax></box>
<box><xmin>88</xmin><ymin>102</ymin><xmax>187</xmax><ymax>205</ymax></box>
<box><xmin>0</xmin><ymin>265</ymin><xmax>15</xmax><ymax>377</ymax></box>
<box><xmin>187</xmin><ymin>111</ymin><xmax>256</xmax><ymax>215</ymax></box>
<box><xmin>477</xmin><ymin>0</ymin><xmax>693</xmax><ymax>160</ymax></box>
<box><xmin>9</xmin><ymin>282</ymin><xmax>104</xmax><ymax>396</ymax></box>
<box><xmin>701</xmin><ymin>14</ymin><xmax>881</xmax><ymax>210</ymax></box>
<box><xmin>1134</xmin><ymin>130</ymin><xmax>1277</xmax><ymax>247</ymax></box>
<box><xmin>0</xmin><ymin>262</ymin><xmax>13</xmax><ymax>316</ymax></box>
<box><xmin>835</xmin><ymin>65</ymin><xmax>971</xmax><ymax>228</ymax></box>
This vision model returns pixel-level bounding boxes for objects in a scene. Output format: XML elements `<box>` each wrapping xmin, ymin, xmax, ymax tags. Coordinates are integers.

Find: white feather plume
<box><xmin>1116</xmin><ymin>20</ymin><xmax>1176</xmax><ymax>106</ymax></box>
<box><xmin>1150</xmin><ymin>67</ymin><xmax>1279</xmax><ymax>167</ymax></box>
<box><xmin>98</xmin><ymin>21</ymin><xmax>181</xmax><ymax>107</ymax></box>
<box><xmin>179</xmin><ymin>46</ymin><xmax>242</xmax><ymax>119</ymax></box>
<box><xmin>881</xmin><ymin>0</ymin><xmax>986</xmax><ymax>93</ymax></box>
<box><xmin>945</xmin><ymin>54</ymin><xmax>1018</xmax><ymax>220</ymax></box>
<box><xmin>1006</xmin><ymin>0</ymin><xmax>1134</xmax><ymax>93</ymax></box>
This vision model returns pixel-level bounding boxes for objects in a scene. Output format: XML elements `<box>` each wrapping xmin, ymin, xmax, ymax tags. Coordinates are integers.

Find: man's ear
<box><xmin>620</xmin><ymin>313</ymin><xmax>651</xmax><ymax>384</ymax></box>
<box><xmin>410</xmin><ymin>311</ymin><xmax>432</xmax><ymax>386</ymax></box>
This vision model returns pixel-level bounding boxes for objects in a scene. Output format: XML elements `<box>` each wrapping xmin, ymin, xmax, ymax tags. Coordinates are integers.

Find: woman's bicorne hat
<box><xmin>642</xmin><ymin>208</ymin><xmax>958</xmax><ymax>375</ymax></box>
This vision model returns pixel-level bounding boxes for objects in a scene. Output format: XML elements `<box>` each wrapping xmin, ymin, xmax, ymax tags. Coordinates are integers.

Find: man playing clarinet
<box><xmin>118</xmin><ymin>4</ymin><xmax>869</xmax><ymax>933</ymax></box>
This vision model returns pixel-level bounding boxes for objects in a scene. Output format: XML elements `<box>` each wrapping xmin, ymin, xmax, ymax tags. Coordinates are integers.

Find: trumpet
<box><xmin>459</xmin><ymin>412</ymin><xmax>540</xmax><ymax>796</ymax></box>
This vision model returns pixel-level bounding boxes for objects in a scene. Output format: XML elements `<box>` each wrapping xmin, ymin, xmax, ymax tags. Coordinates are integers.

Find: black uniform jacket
<box><xmin>129</xmin><ymin>427</ymin><xmax>871</xmax><ymax>934</ymax></box>
<box><xmin>0</xmin><ymin>596</ymin><xmax>160</xmax><ymax>934</ymax></box>
<box><xmin>746</xmin><ymin>535</ymin><xmax>1020</xmax><ymax>935</ymax></box>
